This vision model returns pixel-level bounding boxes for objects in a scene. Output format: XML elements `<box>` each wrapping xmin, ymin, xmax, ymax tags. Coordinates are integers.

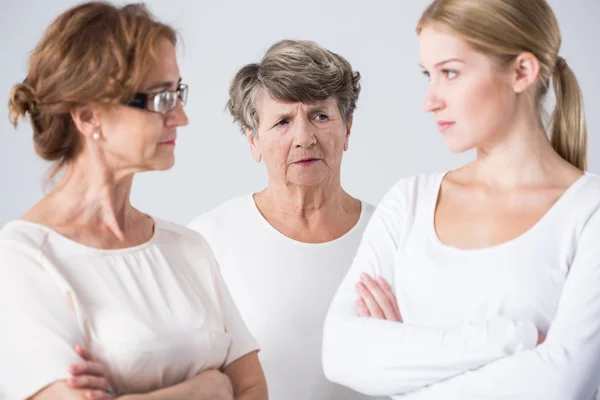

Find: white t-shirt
<box><xmin>323</xmin><ymin>172</ymin><xmax>600</xmax><ymax>399</ymax></box>
<box><xmin>0</xmin><ymin>218</ymin><xmax>258</xmax><ymax>400</ymax></box>
<box><xmin>189</xmin><ymin>194</ymin><xmax>383</xmax><ymax>400</ymax></box>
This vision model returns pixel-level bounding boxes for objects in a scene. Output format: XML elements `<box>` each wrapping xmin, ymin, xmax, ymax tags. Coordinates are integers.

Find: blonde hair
<box><xmin>8</xmin><ymin>1</ymin><xmax>177</xmax><ymax>178</ymax></box>
<box><xmin>418</xmin><ymin>0</ymin><xmax>587</xmax><ymax>170</ymax></box>
<box><xmin>227</xmin><ymin>39</ymin><xmax>361</xmax><ymax>136</ymax></box>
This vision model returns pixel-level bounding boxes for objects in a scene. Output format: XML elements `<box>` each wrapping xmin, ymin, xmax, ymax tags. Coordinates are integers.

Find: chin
<box><xmin>152</xmin><ymin>156</ymin><xmax>176</xmax><ymax>171</ymax></box>
<box><xmin>443</xmin><ymin>136</ymin><xmax>477</xmax><ymax>154</ymax></box>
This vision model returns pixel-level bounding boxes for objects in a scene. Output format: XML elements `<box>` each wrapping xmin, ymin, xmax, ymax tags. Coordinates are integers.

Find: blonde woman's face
<box><xmin>249</xmin><ymin>92</ymin><xmax>351</xmax><ymax>188</ymax></box>
<box><xmin>419</xmin><ymin>26</ymin><xmax>516</xmax><ymax>153</ymax></box>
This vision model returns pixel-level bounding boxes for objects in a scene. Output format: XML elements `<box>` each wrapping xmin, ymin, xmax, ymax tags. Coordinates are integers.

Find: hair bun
<box><xmin>8</xmin><ymin>81</ymin><xmax>40</xmax><ymax>128</ymax></box>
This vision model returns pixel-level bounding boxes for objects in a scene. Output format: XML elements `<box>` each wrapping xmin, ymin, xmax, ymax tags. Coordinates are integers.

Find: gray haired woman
<box><xmin>189</xmin><ymin>40</ymin><xmax>383</xmax><ymax>400</ymax></box>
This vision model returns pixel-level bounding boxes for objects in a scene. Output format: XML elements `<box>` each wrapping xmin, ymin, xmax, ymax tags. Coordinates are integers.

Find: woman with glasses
<box><xmin>0</xmin><ymin>2</ymin><xmax>266</xmax><ymax>400</ymax></box>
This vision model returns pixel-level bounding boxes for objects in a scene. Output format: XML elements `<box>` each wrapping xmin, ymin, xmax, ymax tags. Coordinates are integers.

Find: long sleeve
<box><xmin>396</xmin><ymin>208</ymin><xmax>600</xmax><ymax>400</ymax></box>
<box><xmin>0</xmin><ymin>242</ymin><xmax>84</xmax><ymax>400</ymax></box>
<box><xmin>210</xmin><ymin>257</ymin><xmax>261</xmax><ymax>367</ymax></box>
<box><xmin>322</xmin><ymin>177</ymin><xmax>538</xmax><ymax>397</ymax></box>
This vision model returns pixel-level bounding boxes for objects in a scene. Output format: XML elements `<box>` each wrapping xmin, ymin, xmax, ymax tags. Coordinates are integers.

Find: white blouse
<box><xmin>323</xmin><ymin>172</ymin><xmax>600</xmax><ymax>399</ymax></box>
<box><xmin>0</xmin><ymin>218</ymin><xmax>259</xmax><ymax>400</ymax></box>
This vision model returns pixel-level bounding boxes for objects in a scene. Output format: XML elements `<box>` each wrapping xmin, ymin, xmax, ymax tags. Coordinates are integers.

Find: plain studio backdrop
<box><xmin>0</xmin><ymin>0</ymin><xmax>598</xmax><ymax>226</ymax></box>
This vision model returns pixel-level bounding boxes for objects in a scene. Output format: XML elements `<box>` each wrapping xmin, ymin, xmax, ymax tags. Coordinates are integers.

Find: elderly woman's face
<box><xmin>249</xmin><ymin>92</ymin><xmax>351</xmax><ymax>187</ymax></box>
<box><xmin>94</xmin><ymin>38</ymin><xmax>189</xmax><ymax>173</ymax></box>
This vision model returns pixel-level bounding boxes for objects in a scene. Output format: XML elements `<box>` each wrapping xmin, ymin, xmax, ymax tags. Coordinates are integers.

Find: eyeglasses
<box><xmin>127</xmin><ymin>83</ymin><xmax>188</xmax><ymax>114</ymax></box>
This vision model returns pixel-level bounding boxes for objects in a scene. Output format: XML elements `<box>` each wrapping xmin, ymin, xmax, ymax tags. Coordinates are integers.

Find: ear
<box><xmin>512</xmin><ymin>52</ymin><xmax>541</xmax><ymax>94</ymax></box>
<box><xmin>244</xmin><ymin>126</ymin><xmax>262</xmax><ymax>163</ymax></box>
<box><xmin>343</xmin><ymin>114</ymin><xmax>353</xmax><ymax>152</ymax></box>
<box><xmin>70</xmin><ymin>104</ymin><xmax>101</xmax><ymax>139</ymax></box>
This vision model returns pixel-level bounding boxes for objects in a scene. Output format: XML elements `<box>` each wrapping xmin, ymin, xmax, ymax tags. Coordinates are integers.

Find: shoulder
<box><xmin>565</xmin><ymin>173</ymin><xmax>600</xmax><ymax>224</ymax></box>
<box><xmin>0</xmin><ymin>222</ymin><xmax>60</xmax><ymax>294</ymax></box>
<box><xmin>573</xmin><ymin>173</ymin><xmax>600</xmax><ymax>229</ymax></box>
<box><xmin>0</xmin><ymin>220</ymin><xmax>51</xmax><ymax>267</ymax></box>
<box><xmin>154</xmin><ymin>217</ymin><xmax>213</xmax><ymax>249</ymax></box>
<box><xmin>188</xmin><ymin>194</ymin><xmax>253</xmax><ymax>235</ymax></box>
<box><xmin>378</xmin><ymin>171</ymin><xmax>446</xmax><ymax>210</ymax></box>
<box><xmin>153</xmin><ymin>217</ymin><xmax>223</xmax><ymax>276</ymax></box>
<box><xmin>0</xmin><ymin>220</ymin><xmax>50</xmax><ymax>250</ymax></box>
<box><xmin>579</xmin><ymin>173</ymin><xmax>600</xmax><ymax>196</ymax></box>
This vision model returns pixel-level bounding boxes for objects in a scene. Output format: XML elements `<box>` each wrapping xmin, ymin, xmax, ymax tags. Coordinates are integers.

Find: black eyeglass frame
<box><xmin>127</xmin><ymin>83</ymin><xmax>188</xmax><ymax>114</ymax></box>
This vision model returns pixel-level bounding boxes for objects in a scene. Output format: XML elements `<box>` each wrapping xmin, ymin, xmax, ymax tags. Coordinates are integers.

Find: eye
<box><xmin>275</xmin><ymin>119</ymin><xmax>289</xmax><ymax>128</ymax></box>
<box><xmin>443</xmin><ymin>69</ymin><xmax>458</xmax><ymax>79</ymax></box>
<box><xmin>421</xmin><ymin>70</ymin><xmax>430</xmax><ymax>80</ymax></box>
<box><xmin>314</xmin><ymin>113</ymin><xmax>328</xmax><ymax>121</ymax></box>
<box><xmin>152</xmin><ymin>92</ymin><xmax>168</xmax><ymax>113</ymax></box>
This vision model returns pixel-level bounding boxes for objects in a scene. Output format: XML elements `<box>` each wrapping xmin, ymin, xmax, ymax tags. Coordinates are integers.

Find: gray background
<box><xmin>1</xmin><ymin>0</ymin><xmax>598</xmax><ymax>226</ymax></box>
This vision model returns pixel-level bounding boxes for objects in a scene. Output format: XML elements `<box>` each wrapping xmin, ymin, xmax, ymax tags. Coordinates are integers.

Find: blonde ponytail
<box><xmin>549</xmin><ymin>56</ymin><xmax>588</xmax><ymax>170</ymax></box>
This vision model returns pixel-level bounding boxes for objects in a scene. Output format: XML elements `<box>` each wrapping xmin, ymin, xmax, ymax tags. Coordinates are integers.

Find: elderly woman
<box><xmin>188</xmin><ymin>40</ymin><xmax>381</xmax><ymax>400</ymax></box>
<box><xmin>1</xmin><ymin>2</ymin><xmax>266</xmax><ymax>400</ymax></box>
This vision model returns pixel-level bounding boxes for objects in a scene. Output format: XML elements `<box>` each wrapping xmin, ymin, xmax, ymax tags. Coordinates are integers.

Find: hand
<box><xmin>67</xmin><ymin>345</ymin><xmax>115</xmax><ymax>400</ymax></box>
<box><xmin>355</xmin><ymin>273</ymin><xmax>403</xmax><ymax>322</ymax></box>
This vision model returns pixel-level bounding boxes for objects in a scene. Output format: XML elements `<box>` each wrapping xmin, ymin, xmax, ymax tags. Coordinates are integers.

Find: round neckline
<box><xmin>248</xmin><ymin>194</ymin><xmax>370</xmax><ymax>247</ymax></box>
<box><xmin>7</xmin><ymin>216</ymin><xmax>159</xmax><ymax>255</ymax></box>
<box><xmin>428</xmin><ymin>171</ymin><xmax>589</xmax><ymax>253</ymax></box>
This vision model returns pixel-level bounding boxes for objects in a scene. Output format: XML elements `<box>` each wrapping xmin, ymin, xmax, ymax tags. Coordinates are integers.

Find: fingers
<box><xmin>69</xmin><ymin>360</ymin><xmax>109</xmax><ymax>377</ymax></box>
<box><xmin>70</xmin><ymin>346</ymin><xmax>114</xmax><ymax>398</ymax></box>
<box><xmin>356</xmin><ymin>297</ymin><xmax>371</xmax><ymax>317</ymax></box>
<box><xmin>68</xmin><ymin>376</ymin><xmax>111</xmax><ymax>392</ymax></box>
<box><xmin>355</xmin><ymin>280</ymin><xmax>385</xmax><ymax>319</ymax></box>
<box><xmin>356</xmin><ymin>273</ymin><xmax>402</xmax><ymax>322</ymax></box>
<box><xmin>84</xmin><ymin>390</ymin><xmax>115</xmax><ymax>400</ymax></box>
<box><xmin>74</xmin><ymin>344</ymin><xmax>95</xmax><ymax>361</ymax></box>
<box><xmin>375</xmin><ymin>276</ymin><xmax>403</xmax><ymax>322</ymax></box>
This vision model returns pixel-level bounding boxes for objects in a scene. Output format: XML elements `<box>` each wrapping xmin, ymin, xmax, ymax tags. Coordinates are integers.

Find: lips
<box><xmin>436</xmin><ymin>121</ymin><xmax>454</xmax><ymax>133</ymax></box>
<box><xmin>291</xmin><ymin>158</ymin><xmax>321</xmax><ymax>167</ymax></box>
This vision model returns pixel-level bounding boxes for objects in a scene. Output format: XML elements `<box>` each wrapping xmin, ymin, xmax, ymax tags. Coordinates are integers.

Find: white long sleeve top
<box><xmin>323</xmin><ymin>171</ymin><xmax>600</xmax><ymax>400</ymax></box>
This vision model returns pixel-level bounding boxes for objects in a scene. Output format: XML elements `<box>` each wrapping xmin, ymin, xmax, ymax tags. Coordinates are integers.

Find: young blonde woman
<box><xmin>323</xmin><ymin>0</ymin><xmax>600</xmax><ymax>399</ymax></box>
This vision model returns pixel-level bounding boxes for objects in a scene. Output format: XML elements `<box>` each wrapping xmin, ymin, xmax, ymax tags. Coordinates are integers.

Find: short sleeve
<box><xmin>210</xmin><ymin>260</ymin><xmax>260</xmax><ymax>367</ymax></box>
<box><xmin>0</xmin><ymin>243</ymin><xmax>84</xmax><ymax>400</ymax></box>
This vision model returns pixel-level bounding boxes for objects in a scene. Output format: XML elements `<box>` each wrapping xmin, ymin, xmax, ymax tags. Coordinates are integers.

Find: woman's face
<box><xmin>419</xmin><ymin>26</ymin><xmax>517</xmax><ymax>153</ymax></box>
<box><xmin>95</xmin><ymin>38</ymin><xmax>189</xmax><ymax>174</ymax></box>
<box><xmin>248</xmin><ymin>92</ymin><xmax>351</xmax><ymax>188</ymax></box>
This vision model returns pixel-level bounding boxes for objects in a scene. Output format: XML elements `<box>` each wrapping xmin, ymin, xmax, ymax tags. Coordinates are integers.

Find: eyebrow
<box><xmin>306</xmin><ymin>103</ymin><xmax>332</xmax><ymax>114</ymax></box>
<box><xmin>146</xmin><ymin>77</ymin><xmax>182</xmax><ymax>91</ymax></box>
<box><xmin>270</xmin><ymin>111</ymin><xmax>295</xmax><ymax>124</ymax></box>
<box><xmin>269</xmin><ymin>103</ymin><xmax>333</xmax><ymax>123</ymax></box>
<box><xmin>419</xmin><ymin>58</ymin><xmax>465</xmax><ymax>69</ymax></box>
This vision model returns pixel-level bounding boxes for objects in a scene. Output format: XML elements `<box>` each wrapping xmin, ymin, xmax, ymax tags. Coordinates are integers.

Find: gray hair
<box><xmin>227</xmin><ymin>39</ymin><xmax>361</xmax><ymax>136</ymax></box>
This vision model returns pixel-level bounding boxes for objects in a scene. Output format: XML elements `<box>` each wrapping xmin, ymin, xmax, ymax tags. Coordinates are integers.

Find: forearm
<box><xmin>224</xmin><ymin>352</ymin><xmax>268</xmax><ymax>400</ymax></box>
<box><xmin>234</xmin><ymin>382</ymin><xmax>268</xmax><ymax>400</ymax></box>
<box><xmin>118</xmin><ymin>370</ymin><xmax>233</xmax><ymax>400</ymax></box>
<box><xmin>323</xmin><ymin>297</ymin><xmax>538</xmax><ymax>396</ymax></box>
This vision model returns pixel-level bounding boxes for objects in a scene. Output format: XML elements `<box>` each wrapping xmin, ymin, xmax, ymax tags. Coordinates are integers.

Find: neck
<box><xmin>47</xmin><ymin>151</ymin><xmax>137</xmax><ymax>240</ymax></box>
<box><xmin>472</xmin><ymin>114</ymin><xmax>569</xmax><ymax>189</ymax></box>
<box><xmin>260</xmin><ymin>175</ymin><xmax>350</xmax><ymax>221</ymax></box>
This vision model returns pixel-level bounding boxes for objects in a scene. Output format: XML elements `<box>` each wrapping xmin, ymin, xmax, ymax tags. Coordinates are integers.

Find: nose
<box><xmin>166</xmin><ymin>101</ymin><xmax>189</xmax><ymax>127</ymax></box>
<box><xmin>423</xmin><ymin>84</ymin><xmax>445</xmax><ymax>113</ymax></box>
<box><xmin>292</xmin><ymin>116</ymin><xmax>316</xmax><ymax>148</ymax></box>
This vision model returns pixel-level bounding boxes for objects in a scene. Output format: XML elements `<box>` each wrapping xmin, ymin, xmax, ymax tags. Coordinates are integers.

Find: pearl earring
<box><xmin>92</xmin><ymin>132</ymin><xmax>101</xmax><ymax>140</ymax></box>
